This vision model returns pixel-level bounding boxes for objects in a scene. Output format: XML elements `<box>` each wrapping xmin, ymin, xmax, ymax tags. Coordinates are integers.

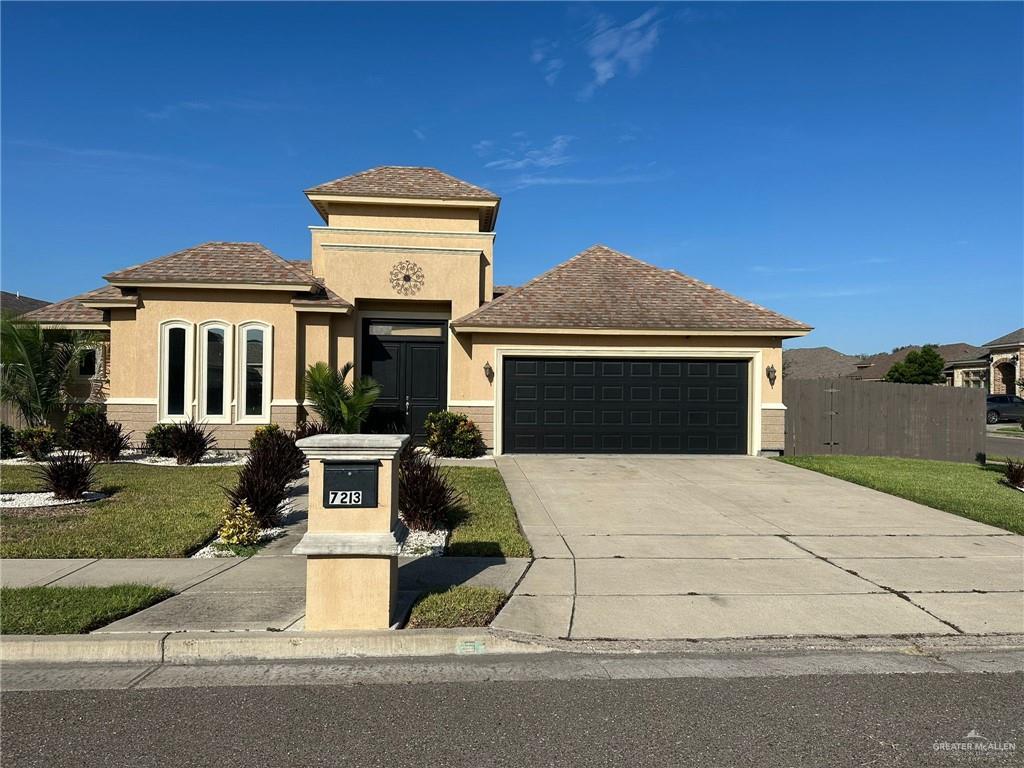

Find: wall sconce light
<box><xmin>766</xmin><ymin>364</ymin><xmax>777</xmax><ymax>388</ymax></box>
<box><xmin>483</xmin><ymin>361</ymin><xmax>494</xmax><ymax>382</ymax></box>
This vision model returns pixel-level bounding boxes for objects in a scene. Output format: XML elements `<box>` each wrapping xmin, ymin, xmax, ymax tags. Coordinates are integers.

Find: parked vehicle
<box><xmin>986</xmin><ymin>394</ymin><xmax>1024</xmax><ymax>424</ymax></box>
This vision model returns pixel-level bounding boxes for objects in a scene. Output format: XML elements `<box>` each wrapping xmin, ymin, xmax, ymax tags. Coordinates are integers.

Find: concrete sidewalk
<box><xmin>0</xmin><ymin>555</ymin><xmax>530</xmax><ymax>633</ymax></box>
<box><xmin>493</xmin><ymin>455</ymin><xmax>1024</xmax><ymax>641</ymax></box>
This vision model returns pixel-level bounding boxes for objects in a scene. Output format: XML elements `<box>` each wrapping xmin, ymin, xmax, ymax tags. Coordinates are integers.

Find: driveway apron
<box><xmin>493</xmin><ymin>455</ymin><xmax>1024</xmax><ymax>640</ymax></box>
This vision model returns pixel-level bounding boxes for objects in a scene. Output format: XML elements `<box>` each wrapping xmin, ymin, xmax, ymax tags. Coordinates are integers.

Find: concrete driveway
<box><xmin>493</xmin><ymin>455</ymin><xmax>1024</xmax><ymax>640</ymax></box>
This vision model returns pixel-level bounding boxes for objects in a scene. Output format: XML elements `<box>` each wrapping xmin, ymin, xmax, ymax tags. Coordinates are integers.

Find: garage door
<box><xmin>502</xmin><ymin>357</ymin><xmax>748</xmax><ymax>454</ymax></box>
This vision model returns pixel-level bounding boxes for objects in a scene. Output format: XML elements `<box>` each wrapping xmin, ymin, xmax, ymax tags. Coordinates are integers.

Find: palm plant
<box><xmin>0</xmin><ymin>316</ymin><xmax>94</xmax><ymax>428</ymax></box>
<box><xmin>303</xmin><ymin>361</ymin><xmax>381</xmax><ymax>433</ymax></box>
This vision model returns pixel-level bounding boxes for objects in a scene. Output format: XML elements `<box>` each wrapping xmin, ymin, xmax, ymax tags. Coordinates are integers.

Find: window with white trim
<box><xmin>159</xmin><ymin>321</ymin><xmax>194</xmax><ymax>421</ymax></box>
<box><xmin>199</xmin><ymin>321</ymin><xmax>232</xmax><ymax>421</ymax></box>
<box><xmin>237</xmin><ymin>322</ymin><xmax>272</xmax><ymax>422</ymax></box>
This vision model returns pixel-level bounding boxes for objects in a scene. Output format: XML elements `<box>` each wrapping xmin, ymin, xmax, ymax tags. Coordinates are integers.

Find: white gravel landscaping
<box><xmin>1</xmin><ymin>450</ymin><xmax>247</xmax><ymax>467</ymax></box>
<box><xmin>0</xmin><ymin>490</ymin><xmax>107</xmax><ymax>508</ymax></box>
<box><xmin>400</xmin><ymin>527</ymin><xmax>449</xmax><ymax>557</ymax></box>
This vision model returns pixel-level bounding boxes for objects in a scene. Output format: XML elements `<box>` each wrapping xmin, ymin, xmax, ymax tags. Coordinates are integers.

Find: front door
<box><xmin>361</xmin><ymin>319</ymin><xmax>447</xmax><ymax>441</ymax></box>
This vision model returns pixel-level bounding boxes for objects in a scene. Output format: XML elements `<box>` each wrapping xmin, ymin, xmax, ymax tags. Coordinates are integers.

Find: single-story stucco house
<box><xmin>943</xmin><ymin>329</ymin><xmax>1024</xmax><ymax>395</ymax></box>
<box><xmin>21</xmin><ymin>166</ymin><xmax>811</xmax><ymax>454</ymax></box>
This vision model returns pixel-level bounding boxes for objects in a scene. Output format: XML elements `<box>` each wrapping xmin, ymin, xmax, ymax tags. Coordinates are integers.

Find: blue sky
<box><xmin>2</xmin><ymin>2</ymin><xmax>1021</xmax><ymax>353</ymax></box>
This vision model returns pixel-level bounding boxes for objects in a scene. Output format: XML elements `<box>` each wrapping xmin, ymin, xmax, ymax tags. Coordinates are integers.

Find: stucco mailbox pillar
<box><xmin>292</xmin><ymin>434</ymin><xmax>409</xmax><ymax>631</ymax></box>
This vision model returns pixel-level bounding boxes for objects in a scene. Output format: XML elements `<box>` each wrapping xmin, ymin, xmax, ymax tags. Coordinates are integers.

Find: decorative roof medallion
<box><xmin>389</xmin><ymin>260</ymin><xmax>425</xmax><ymax>296</ymax></box>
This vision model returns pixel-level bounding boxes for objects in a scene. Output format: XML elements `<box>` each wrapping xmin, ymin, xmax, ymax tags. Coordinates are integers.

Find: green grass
<box><xmin>406</xmin><ymin>586</ymin><xmax>508</xmax><ymax>628</ymax></box>
<box><xmin>995</xmin><ymin>425</ymin><xmax>1024</xmax><ymax>436</ymax></box>
<box><xmin>1</xmin><ymin>464</ymin><xmax>239</xmax><ymax>558</ymax></box>
<box><xmin>444</xmin><ymin>467</ymin><xmax>532</xmax><ymax>557</ymax></box>
<box><xmin>0</xmin><ymin>584</ymin><xmax>173</xmax><ymax>634</ymax></box>
<box><xmin>776</xmin><ymin>455</ymin><xmax>1024</xmax><ymax>534</ymax></box>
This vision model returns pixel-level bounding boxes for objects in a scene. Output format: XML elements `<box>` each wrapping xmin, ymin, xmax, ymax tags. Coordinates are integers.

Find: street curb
<box><xmin>0</xmin><ymin>629</ymin><xmax>553</xmax><ymax>665</ymax></box>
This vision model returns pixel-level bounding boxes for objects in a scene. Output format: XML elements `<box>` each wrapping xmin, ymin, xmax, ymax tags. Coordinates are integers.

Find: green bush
<box><xmin>66</xmin><ymin>406</ymin><xmax>107</xmax><ymax>450</ymax></box>
<box><xmin>423</xmin><ymin>411</ymin><xmax>485</xmax><ymax>458</ymax></box>
<box><xmin>398</xmin><ymin>444</ymin><xmax>464</xmax><ymax>531</ymax></box>
<box><xmin>248</xmin><ymin>425</ymin><xmax>305</xmax><ymax>486</ymax></box>
<box><xmin>144</xmin><ymin>424</ymin><xmax>176</xmax><ymax>458</ymax></box>
<box><xmin>33</xmin><ymin>451</ymin><xmax>97</xmax><ymax>500</ymax></box>
<box><xmin>15</xmin><ymin>427</ymin><xmax>55</xmax><ymax>461</ymax></box>
<box><xmin>218</xmin><ymin>501</ymin><xmax>262</xmax><ymax>545</ymax></box>
<box><xmin>0</xmin><ymin>423</ymin><xmax>17</xmax><ymax>459</ymax></box>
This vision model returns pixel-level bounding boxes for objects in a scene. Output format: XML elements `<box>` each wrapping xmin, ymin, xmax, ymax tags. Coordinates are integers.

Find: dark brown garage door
<box><xmin>502</xmin><ymin>357</ymin><xmax>748</xmax><ymax>454</ymax></box>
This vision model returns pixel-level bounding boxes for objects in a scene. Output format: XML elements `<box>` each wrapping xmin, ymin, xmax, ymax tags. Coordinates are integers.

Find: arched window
<box><xmin>237</xmin><ymin>322</ymin><xmax>272</xmax><ymax>423</ymax></box>
<box><xmin>199</xmin><ymin>321</ymin><xmax>232</xmax><ymax>422</ymax></box>
<box><xmin>159</xmin><ymin>321</ymin><xmax>194</xmax><ymax>421</ymax></box>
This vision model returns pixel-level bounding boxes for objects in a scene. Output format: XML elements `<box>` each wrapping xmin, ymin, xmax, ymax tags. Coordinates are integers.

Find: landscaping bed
<box><xmin>444</xmin><ymin>467</ymin><xmax>532</xmax><ymax>558</ymax></box>
<box><xmin>406</xmin><ymin>585</ymin><xmax>508</xmax><ymax>628</ymax></box>
<box><xmin>0</xmin><ymin>464</ymin><xmax>240</xmax><ymax>558</ymax></box>
<box><xmin>0</xmin><ymin>584</ymin><xmax>173</xmax><ymax>634</ymax></box>
<box><xmin>776</xmin><ymin>455</ymin><xmax>1024</xmax><ymax>534</ymax></box>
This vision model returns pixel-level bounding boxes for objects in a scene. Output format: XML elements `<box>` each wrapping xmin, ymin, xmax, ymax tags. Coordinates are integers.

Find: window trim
<box><xmin>236</xmin><ymin>321</ymin><xmax>273</xmax><ymax>424</ymax></box>
<box><xmin>198</xmin><ymin>320</ymin><xmax>233</xmax><ymax>424</ymax></box>
<box><xmin>77</xmin><ymin>345</ymin><xmax>101</xmax><ymax>379</ymax></box>
<box><xmin>158</xmin><ymin>320</ymin><xmax>195</xmax><ymax>423</ymax></box>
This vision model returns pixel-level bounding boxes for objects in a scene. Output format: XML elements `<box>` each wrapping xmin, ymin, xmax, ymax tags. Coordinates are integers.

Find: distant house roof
<box><xmin>19</xmin><ymin>286</ymin><xmax>117</xmax><ymax>326</ymax></box>
<box><xmin>0</xmin><ymin>291</ymin><xmax>49</xmax><ymax>317</ymax></box>
<box><xmin>104</xmin><ymin>242</ymin><xmax>315</xmax><ymax>289</ymax></box>
<box><xmin>984</xmin><ymin>328</ymin><xmax>1024</xmax><ymax>349</ymax></box>
<box><xmin>782</xmin><ymin>347</ymin><xmax>863</xmax><ymax>379</ymax></box>
<box><xmin>858</xmin><ymin>343</ymin><xmax>988</xmax><ymax>380</ymax></box>
<box><xmin>492</xmin><ymin>284</ymin><xmax>516</xmax><ymax>298</ymax></box>
<box><xmin>305</xmin><ymin>166</ymin><xmax>499</xmax><ymax>201</ymax></box>
<box><xmin>453</xmin><ymin>244</ymin><xmax>811</xmax><ymax>334</ymax></box>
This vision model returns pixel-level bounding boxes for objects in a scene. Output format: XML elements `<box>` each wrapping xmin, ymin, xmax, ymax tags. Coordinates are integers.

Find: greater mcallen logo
<box><xmin>933</xmin><ymin>729</ymin><xmax>1017</xmax><ymax>759</ymax></box>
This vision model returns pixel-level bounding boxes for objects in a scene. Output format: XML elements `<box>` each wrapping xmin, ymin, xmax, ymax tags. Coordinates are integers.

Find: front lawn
<box><xmin>995</xmin><ymin>426</ymin><xmax>1024</xmax><ymax>437</ymax></box>
<box><xmin>1</xmin><ymin>464</ymin><xmax>239</xmax><ymax>558</ymax></box>
<box><xmin>0</xmin><ymin>584</ymin><xmax>173</xmax><ymax>634</ymax></box>
<box><xmin>776</xmin><ymin>455</ymin><xmax>1024</xmax><ymax>534</ymax></box>
<box><xmin>406</xmin><ymin>586</ymin><xmax>508</xmax><ymax>628</ymax></box>
<box><xmin>444</xmin><ymin>467</ymin><xmax>532</xmax><ymax>557</ymax></box>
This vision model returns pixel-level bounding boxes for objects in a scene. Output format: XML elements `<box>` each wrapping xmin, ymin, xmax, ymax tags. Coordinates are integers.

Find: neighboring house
<box><xmin>784</xmin><ymin>343</ymin><xmax>987</xmax><ymax>383</ymax></box>
<box><xmin>853</xmin><ymin>343</ymin><xmax>987</xmax><ymax>382</ymax></box>
<box><xmin>0</xmin><ymin>290</ymin><xmax>49</xmax><ymax>317</ymax></box>
<box><xmin>945</xmin><ymin>328</ymin><xmax>1024</xmax><ymax>395</ymax></box>
<box><xmin>21</xmin><ymin>165</ymin><xmax>811</xmax><ymax>453</ymax></box>
<box><xmin>18</xmin><ymin>287</ymin><xmax>112</xmax><ymax>404</ymax></box>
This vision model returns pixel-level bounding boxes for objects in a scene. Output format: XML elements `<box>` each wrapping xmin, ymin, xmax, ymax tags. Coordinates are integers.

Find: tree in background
<box><xmin>0</xmin><ymin>316</ymin><xmax>94</xmax><ymax>428</ymax></box>
<box><xmin>883</xmin><ymin>345</ymin><xmax>946</xmax><ymax>384</ymax></box>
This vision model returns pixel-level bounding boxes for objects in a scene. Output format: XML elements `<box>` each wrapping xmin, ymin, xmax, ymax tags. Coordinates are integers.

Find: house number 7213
<box><xmin>328</xmin><ymin>490</ymin><xmax>362</xmax><ymax>506</ymax></box>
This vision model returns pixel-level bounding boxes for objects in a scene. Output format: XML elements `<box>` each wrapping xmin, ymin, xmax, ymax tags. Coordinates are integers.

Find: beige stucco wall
<box><xmin>324</xmin><ymin>202</ymin><xmax>484</xmax><ymax>233</ymax></box>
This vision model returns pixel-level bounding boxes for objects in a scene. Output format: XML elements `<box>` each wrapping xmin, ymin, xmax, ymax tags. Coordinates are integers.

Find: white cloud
<box><xmin>412</xmin><ymin>128</ymin><xmax>427</xmax><ymax>142</ymax></box>
<box><xmin>530</xmin><ymin>39</ymin><xmax>565</xmax><ymax>86</ymax></box>
<box><xmin>578</xmin><ymin>8</ymin><xmax>661</xmax><ymax>100</ymax></box>
<box><xmin>473</xmin><ymin>139</ymin><xmax>495</xmax><ymax>157</ymax></box>
<box><xmin>142</xmin><ymin>98</ymin><xmax>278</xmax><ymax>121</ymax></box>
<box><xmin>484</xmin><ymin>135</ymin><xmax>574</xmax><ymax>171</ymax></box>
<box><xmin>502</xmin><ymin>168</ymin><xmax>671</xmax><ymax>192</ymax></box>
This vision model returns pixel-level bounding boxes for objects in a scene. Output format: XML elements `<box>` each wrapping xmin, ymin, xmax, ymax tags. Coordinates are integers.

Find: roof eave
<box><xmin>104</xmin><ymin>279</ymin><xmax>316</xmax><ymax>293</ymax></box>
<box><xmin>303</xmin><ymin>192</ymin><xmax>500</xmax><ymax>230</ymax></box>
<box><xmin>451</xmin><ymin>324</ymin><xmax>812</xmax><ymax>337</ymax></box>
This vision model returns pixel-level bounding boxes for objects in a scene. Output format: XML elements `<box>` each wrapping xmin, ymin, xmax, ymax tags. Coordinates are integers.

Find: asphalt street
<box><xmin>3</xmin><ymin>672</ymin><xmax>1022</xmax><ymax>768</ymax></box>
<box><xmin>989</xmin><ymin>432</ymin><xmax>1024</xmax><ymax>459</ymax></box>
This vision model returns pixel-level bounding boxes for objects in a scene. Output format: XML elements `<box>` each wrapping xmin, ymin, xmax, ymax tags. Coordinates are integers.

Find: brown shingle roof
<box><xmin>0</xmin><ymin>291</ymin><xmax>49</xmax><ymax>317</ymax></box>
<box><xmin>453</xmin><ymin>245</ymin><xmax>811</xmax><ymax>334</ymax></box>
<box><xmin>291</xmin><ymin>276</ymin><xmax>353</xmax><ymax>312</ymax></box>
<box><xmin>984</xmin><ymin>328</ymin><xmax>1024</xmax><ymax>348</ymax></box>
<box><xmin>857</xmin><ymin>343</ymin><xmax>988</xmax><ymax>380</ymax></box>
<box><xmin>104</xmin><ymin>242</ymin><xmax>314</xmax><ymax>288</ymax></box>
<box><xmin>305</xmin><ymin>166</ymin><xmax>498</xmax><ymax>201</ymax></box>
<box><xmin>20</xmin><ymin>286</ymin><xmax>115</xmax><ymax>325</ymax></box>
<box><xmin>782</xmin><ymin>347</ymin><xmax>863</xmax><ymax>379</ymax></box>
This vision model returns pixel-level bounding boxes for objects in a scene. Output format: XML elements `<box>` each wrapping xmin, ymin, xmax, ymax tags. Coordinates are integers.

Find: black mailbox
<box><xmin>322</xmin><ymin>462</ymin><xmax>378</xmax><ymax>509</ymax></box>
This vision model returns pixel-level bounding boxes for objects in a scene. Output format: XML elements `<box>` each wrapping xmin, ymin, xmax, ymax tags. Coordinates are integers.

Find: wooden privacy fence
<box><xmin>0</xmin><ymin>402</ymin><xmax>28</xmax><ymax>429</ymax></box>
<box><xmin>783</xmin><ymin>379</ymin><xmax>986</xmax><ymax>463</ymax></box>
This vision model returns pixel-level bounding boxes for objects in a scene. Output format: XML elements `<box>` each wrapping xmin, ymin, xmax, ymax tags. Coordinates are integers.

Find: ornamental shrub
<box><xmin>15</xmin><ymin>427</ymin><xmax>55</xmax><ymax>461</ymax></box>
<box><xmin>65</xmin><ymin>406</ymin><xmax>107</xmax><ymax>450</ymax></box>
<box><xmin>224</xmin><ymin>457</ymin><xmax>288</xmax><ymax>528</ymax></box>
<box><xmin>0</xmin><ymin>423</ymin><xmax>17</xmax><ymax>459</ymax></box>
<box><xmin>34</xmin><ymin>451</ymin><xmax>97</xmax><ymax>500</ymax></box>
<box><xmin>166</xmin><ymin>421</ymin><xmax>217</xmax><ymax>465</ymax></box>
<box><xmin>218</xmin><ymin>501</ymin><xmax>262</xmax><ymax>545</ymax></box>
<box><xmin>1005</xmin><ymin>458</ymin><xmax>1024</xmax><ymax>489</ymax></box>
<box><xmin>423</xmin><ymin>411</ymin><xmax>485</xmax><ymax>458</ymax></box>
<box><xmin>398</xmin><ymin>443</ymin><xmax>464</xmax><ymax>531</ymax></box>
<box><xmin>293</xmin><ymin>418</ymin><xmax>330</xmax><ymax>440</ymax></box>
<box><xmin>248</xmin><ymin>425</ymin><xmax>305</xmax><ymax>486</ymax></box>
<box><xmin>145</xmin><ymin>424</ymin><xmax>176</xmax><ymax>458</ymax></box>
